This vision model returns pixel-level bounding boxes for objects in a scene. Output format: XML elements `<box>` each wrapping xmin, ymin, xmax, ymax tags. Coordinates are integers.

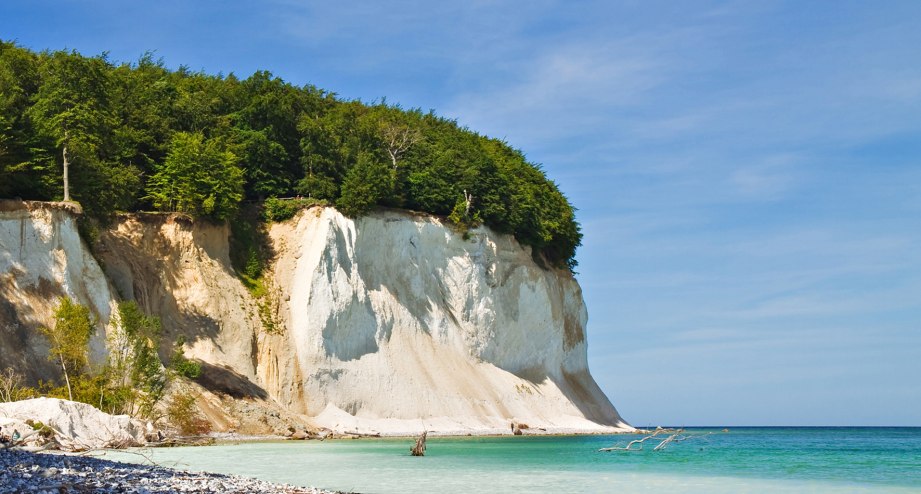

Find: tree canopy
<box><xmin>0</xmin><ymin>41</ymin><xmax>582</xmax><ymax>269</ymax></box>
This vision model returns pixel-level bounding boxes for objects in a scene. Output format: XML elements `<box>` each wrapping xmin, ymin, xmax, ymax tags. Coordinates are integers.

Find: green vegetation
<box><xmin>169</xmin><ymin>336</ymin><xmax>202</xmax><ymax>380</ymax></box>
<box><xmin>27</xmin><ymin>297</ymin><xmax>201</xmax><ymax>419</ymax></box>
<box><xmin>165</xmin><ymin>391</ymin><xmax>211</xmax><ymax>435</ymax></box>
<box><xmin>38</xmin><ymin>297</ymin><xmax>95</xmax><ymax>401</ymax></box>
<box><xmin>227</xmin><ymin>206</ymin><xmax>280</xmax><ymax>333</ymax></box>
<box><xmin>0</xmin><ymin>41</ymin><xmax>581</xmax><ymax>268</ymax></box>
<box><xmin>26</xmin><ymin>420</ymin><xmax>55</xmax><ymax>439</ymax></box>
<box><xmin>109</xmin><ymin>300</ymin><xmax>167</xmax><ymax>417</ymax></box>
<box><xmin>262</xmin><ymin>196</ymin><xmax>327</xmax><ymax>222</ymax></box>
<box><xmin>146</xmin><ymin>131</ymin><xmax>244</xmax><ymax>220</ymax></box>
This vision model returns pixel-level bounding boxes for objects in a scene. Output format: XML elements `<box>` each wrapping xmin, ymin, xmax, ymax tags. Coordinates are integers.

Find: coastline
<box><xmin>208</xmin><ymin>426</ymin><xmax>638</xmax><ymax>444</ymax></box>
<box><xmin>95</xmin><ymin>428</ymin><xmax>921</xmax><ymax>494</ymax></box>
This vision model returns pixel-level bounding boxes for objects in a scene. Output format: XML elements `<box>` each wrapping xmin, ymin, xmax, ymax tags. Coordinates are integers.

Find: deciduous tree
<box><xmin>146</xmin><ymin>131</ymin><xmax>244</xmax><ymax>220</ymax></box>
<box><xmin>39</xmin><ymin>297</ymin><xmax>96</xmax><ymax>401</ymax></box>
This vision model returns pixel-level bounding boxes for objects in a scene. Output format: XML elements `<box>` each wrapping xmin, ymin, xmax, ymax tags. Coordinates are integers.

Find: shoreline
<box><xmin>206</xmin><ymin>427</ymin><xmax>638</xmax><ymax>445</ymax></box>
<box><xmin>0</xmin><ymin>447</ymin><xmax>339</xmax><ymax>494</ymax></box>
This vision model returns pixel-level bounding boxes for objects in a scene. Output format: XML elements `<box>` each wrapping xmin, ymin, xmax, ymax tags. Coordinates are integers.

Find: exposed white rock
<box><xmin>0</xmin><ymin>397</ymin><xmax>146</xmax><ymax>450</ymax></box>
<box><xmin>269</xmin><ymin>208</ymin><xmax>631</xmax><ymax>434</ymax></box>
<box><xmin>0</xmin><ymin>202</ymin><xmax>116</xmax><ymax>379</ymax></box>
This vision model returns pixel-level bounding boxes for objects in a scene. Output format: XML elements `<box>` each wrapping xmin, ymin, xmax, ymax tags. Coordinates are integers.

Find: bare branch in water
<box><xmin>600</xmin><ymin>428</ymin><xmax>716</xmax><ymax>452</ymax></box>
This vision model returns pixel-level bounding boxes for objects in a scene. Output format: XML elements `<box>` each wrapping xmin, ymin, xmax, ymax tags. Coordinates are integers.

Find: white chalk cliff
<box><xmin>0</xmin><ymin>201</ymin><xmax>631</xmax><ymax>434</ymax></box>
<box><xmin>0</xmin><ymin>202</ymin><xmax>116</xmax><ymax>375</ymax></box>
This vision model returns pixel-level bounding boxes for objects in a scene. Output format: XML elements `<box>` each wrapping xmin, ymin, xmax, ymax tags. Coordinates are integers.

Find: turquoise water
<box><xmin>104</xmin><ymin>428</ymin><xmax>921</xmax><ymax>493</ymax></box>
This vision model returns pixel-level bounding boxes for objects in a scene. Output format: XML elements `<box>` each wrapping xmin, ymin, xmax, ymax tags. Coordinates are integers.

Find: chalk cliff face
<box><xmin>0</xmin><ymin>202</ymin><xmax>115</xmax><ymax>380</ymax></box>
<box><xmin>269</xmin><ymin>208</ymin><xmax>629</xmax><ymax>432</ymax></box>
<box><xmin>0</xmin><ymin>201</ymin><xmax>630</xmax><ymax>434</ymax></box>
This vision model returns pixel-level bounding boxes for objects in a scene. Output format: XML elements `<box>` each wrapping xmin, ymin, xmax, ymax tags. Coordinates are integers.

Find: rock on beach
<box><xmin>0</xmin><ymin>397</ymin><xmax>147</xmax><ymax>451</ymax></box>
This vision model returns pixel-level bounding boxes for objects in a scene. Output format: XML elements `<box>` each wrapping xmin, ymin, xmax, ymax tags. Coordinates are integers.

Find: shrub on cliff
<box><xmin>169</xmin><ymin>336</ymin><xmax>202</xmax><ymax>380</ymax></box>
<box><xmin>262</xmin><ymin>196</ymin><xmax>326</xmax><ymax>222</ymax></box>
<box><xmin>31</xmin><ymin>298</ymin><xmax>176</xmax><ymax>417</ymax></box>
<box><xmin>166</xmin><ymin>391</ymin><xmax>211</xmax><ymax>436</ymax></box>
<box><xmin>109</xmin><ymin>301</ymin><xmax>167</xmax><ymax>417</ymax></box>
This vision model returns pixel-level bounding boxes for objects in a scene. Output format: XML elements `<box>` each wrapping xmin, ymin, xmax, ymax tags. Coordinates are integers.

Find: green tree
<box><xmin>25</xmin><ymin>50</ymin><xmax>141</xmax><ymax>215</ymax></box>
<box><xmin>109</xmin><ymin>301</ymin><xmax>165</xmax><ymax>416</ymax></box>
<box><xmin>336</xmin><ymin>152</ymin><xmax>392</xmax><ymax>217</ymax></box>
<box><xmin>39</xmin><ymin>297</ymin><xmax>96</xmax><ymax>401</ymax></box>
<box><xmin>146</xmin><ymin>131</ymin><xmax>244</xmax><ymax>220</ymax></box>
<box><xmin>230</xmin><ymin>128</ymin><xmax>289</xmax><ymax>199</ymax></box>
<box><xmin>231</xmin><ymin>70</ymin><xmax>311</xmax><ymax>199</ymax></box>
<box><xmin>110</xmin><ymin>53</ymin><xmax>177</xmax><ymax>181</ymax></box>
<box><xmin>0</xmin><ymin>41</ymin><xmax>42</xmax><ymax>197</ymax></box>
<box><xmin>27</xmin><ymin>51</ymin><xmax>112</xmax><ymax>203</ymax></box>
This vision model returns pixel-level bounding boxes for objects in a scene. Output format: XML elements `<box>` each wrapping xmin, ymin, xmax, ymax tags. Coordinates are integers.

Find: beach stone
<box><xmin>0</xmin><ymin>448</ymin><xmax>340</xmax><ymax>493</ymax></box>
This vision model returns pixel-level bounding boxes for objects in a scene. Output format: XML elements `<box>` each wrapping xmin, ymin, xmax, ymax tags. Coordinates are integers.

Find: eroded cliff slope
<box><xmin>0</xmin><ymin>201</ymin><xmax>630</xmax><ymax>434</ymax></box>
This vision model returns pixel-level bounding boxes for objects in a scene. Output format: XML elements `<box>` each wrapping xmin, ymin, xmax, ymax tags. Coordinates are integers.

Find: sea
<box><xmin>104</xmin><ymin>427</ymin><xmax>921</xmax><ymax>493</ymax></box>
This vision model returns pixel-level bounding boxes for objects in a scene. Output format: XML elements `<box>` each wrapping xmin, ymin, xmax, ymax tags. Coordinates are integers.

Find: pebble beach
<box><xmin>0</xmin><ymin>448</ymin><xmax>339</xmax><ymax>494</ymax></box>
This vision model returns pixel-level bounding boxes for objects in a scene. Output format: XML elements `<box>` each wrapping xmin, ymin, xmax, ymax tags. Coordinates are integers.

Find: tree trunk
<box><xmin>388</xmin><ymin>149</ymin><xmax>398</xmax><ymax>170</ymax></box>
<box><xmin>62</xmin><ymin>144</ymin><xmax>71</xmax><ymax>202</ymax></box>
<box><xmin>411</xmin><ymin>431</ymin><xmax>427</xmax><ymax>456</ymax></box>
<box><xmin>59</xmin><ymin>355</ymin><xmax>73</xmax><ymax>401</ymax></box>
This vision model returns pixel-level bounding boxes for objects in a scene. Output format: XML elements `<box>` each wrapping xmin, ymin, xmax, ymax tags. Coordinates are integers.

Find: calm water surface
<box><xmin>105</xmin><ymin>427</ymin><xmax>921</xmax><ymax>493</ymax></box>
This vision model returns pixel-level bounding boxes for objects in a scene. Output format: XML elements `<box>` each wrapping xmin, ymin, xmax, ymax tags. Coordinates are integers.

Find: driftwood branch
<box><xmin>600</xmin><ymin>428</ymin><xmax>716</xmax><ymax>452</ymax></box>
<box><xmin>599</xmin><ymin>429</ymin><xmax>669</xmax><ymax>452</ymax></box>
<box><xmin>338</xmin><ymin>431</ymin><xmax>381</xmax><ymax>438</ymax></box>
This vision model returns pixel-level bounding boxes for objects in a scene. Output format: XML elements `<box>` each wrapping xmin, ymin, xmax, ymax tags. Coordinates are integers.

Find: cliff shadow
<box><xmin>0</xmin><ymin>272</ymin><xmax>69</xmax><ymax>383</ymax></box>
<box><xmin>194</xmin><ymin>361</ymin><xmax>269</xmax><ymax>400</ymax></box>
<box><xmin>509</xmin><ymin>366</ymin><xmax>625</xmax><ymax>427</ymax></box>
<box><xmin>350</xmin><ymin>215</ymin><xmax>457</xmax><ymax>341</ymax></box>
<box><xmin>555</xmin><ymin>370</ymin><xmax>626</xmax><ymax>427</ymax></box>
<box><xmin>99</xmin><ymin>222</ymin><xmax>229</xmax><ymax>350</ymax></box>
<box><xmin>228</xmin><ymin>205</ymin><xmax>277</xmax><ymax>286</ymax></box>
<box><xmin>0</xmin><ymin>293</ymin><xmax>59</xmax><ymax>383</ymax></box>
<box><xmin>157</xmin><ymin>311</ymin><xmax>224</xmax><ymax>355</ymax></box>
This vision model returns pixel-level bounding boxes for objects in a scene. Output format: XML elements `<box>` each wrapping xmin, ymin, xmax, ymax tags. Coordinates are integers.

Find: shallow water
<box><xmin>104</xmin><ymin>427</ymin><xmax>921</xmax><ymax>493</ymax></box>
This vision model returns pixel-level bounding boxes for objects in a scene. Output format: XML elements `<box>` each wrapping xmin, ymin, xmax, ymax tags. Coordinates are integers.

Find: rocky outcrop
<box><xmin>0</xmin><ymin>397</ymin><xmax>146</xmax><ymax>450</ymax></box>
<box><xmin>0</xmin><ymin>201</ymin><xmax>630</xmax><ymax>434</ymax></box>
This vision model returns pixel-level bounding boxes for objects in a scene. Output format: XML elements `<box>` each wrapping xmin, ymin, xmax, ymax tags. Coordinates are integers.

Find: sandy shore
<box><xmin>209</xmin><ymin>427</ymin><xmax>634</xmax><ymax>444</ymax></box>
<box><xmin>0</xmin><ymin>447</ymin><xmax>340</xmax><ymax>494</ymax></box>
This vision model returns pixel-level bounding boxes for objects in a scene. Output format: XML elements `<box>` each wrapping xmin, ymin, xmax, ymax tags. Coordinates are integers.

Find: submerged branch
<box><xmin>600</xmin><ymin>428</ymin><xmax>716</xmax><ymax>452</ymax></box>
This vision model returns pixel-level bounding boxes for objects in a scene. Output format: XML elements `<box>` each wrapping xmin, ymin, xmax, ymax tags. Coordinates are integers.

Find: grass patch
<box><xmin>229</xmin><ymin>205</ymin><xmax>280</xmax><ymax>333</ymax></box>
<box><xmin>262</xmin><ymin>197</ymin><xmax>327</xmax><ymax>222</ymax></box>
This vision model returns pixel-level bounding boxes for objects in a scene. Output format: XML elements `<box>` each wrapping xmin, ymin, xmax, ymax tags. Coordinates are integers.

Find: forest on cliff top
<box><xmin>0</xmin><ymin>41</ymin><xmax>581</xmax><ymax>268</ymax></box>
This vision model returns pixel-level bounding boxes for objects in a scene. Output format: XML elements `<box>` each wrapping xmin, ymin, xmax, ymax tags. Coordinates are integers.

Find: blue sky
<box><xmin>3</xmin><ymin>0</ymin><xmax>920</xmax><ymax>425</ymax></box>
